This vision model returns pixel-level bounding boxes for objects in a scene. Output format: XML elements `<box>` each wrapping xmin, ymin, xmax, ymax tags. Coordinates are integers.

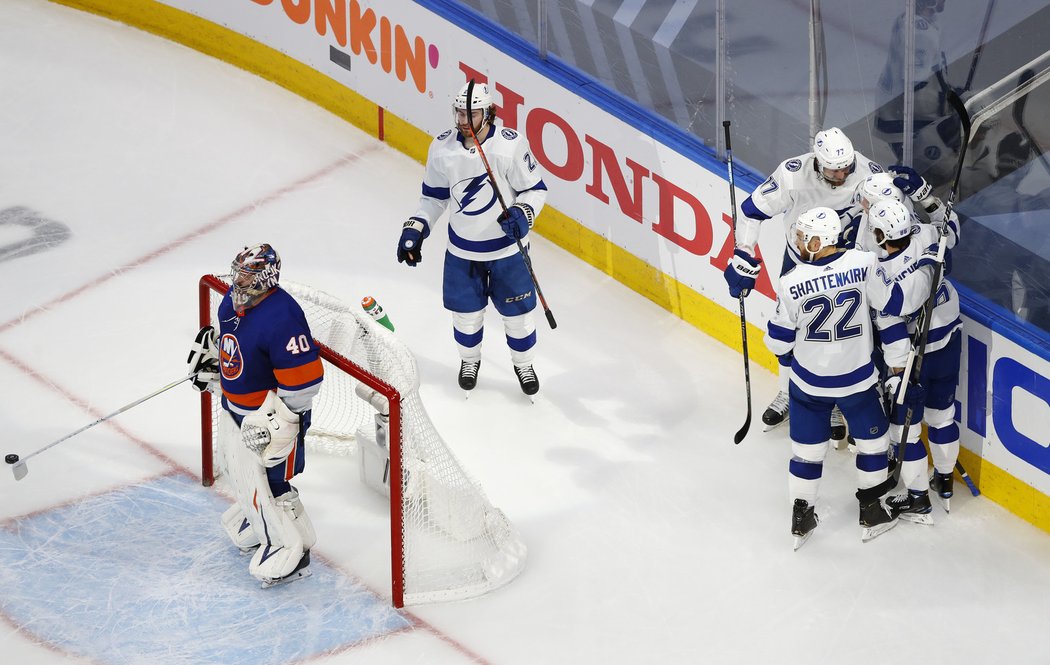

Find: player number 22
<box><xmin>802</xmin><ymin>288</ymin><xmax>863</xmax><ymax>342</ymax></box>
<box><xmin>286</xmin><ymin>335</ymin><xmax>312</xmax><ymax>354</ymax></box>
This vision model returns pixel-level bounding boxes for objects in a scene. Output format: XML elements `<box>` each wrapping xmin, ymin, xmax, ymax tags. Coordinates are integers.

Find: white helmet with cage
<box><xmin>867</xmin><ymin>199</ymin><xmax>914</xmax><ymax>251</ymax></box>
<box><xmin>231</xmin><ymin>243</ymin><xmax>281</xmax><ymax>313</ymax></box>
<box><xmin>794</xmin><ymin>206</ymin><xmax>842</xmax><ymax>258</ymax></box>
<box><xmin>813</xmin><ymin>127</ymin><xmax>856</xmax><ymax>174</ymax></box>
<box><xmin>453</xmin><ymin>81</ymin><xmax>495</xmax><ymax>134</ymax></box>
<box><xmin>854</xmin><ymin>172</ymin><xmax>905</xmax><ymax>209</ymax></box>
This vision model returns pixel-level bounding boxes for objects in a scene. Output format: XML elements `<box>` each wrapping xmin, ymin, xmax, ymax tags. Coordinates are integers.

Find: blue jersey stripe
<box><xmin>793</xmin><ymin>359</ymin><xmax>876</xmax><ymax>389</ymax></box>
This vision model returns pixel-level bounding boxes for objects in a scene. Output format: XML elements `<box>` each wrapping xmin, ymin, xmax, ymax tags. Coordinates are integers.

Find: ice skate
<box><xmin>791</xmin><ymin>498</ymin><xmax>819</xmax><ymax>551</ymax></box>
<box><xmin>762</xmin><ymin>390</ymin><xmax>789</xmax><ymax>430</ymax></box>
<box><xmin>858</xmin><ymin>497</ymin><xmax>900</xmax><ymax>542</ymax></box>
<box><xmin>886</xmin><ymin>490</ymin><xmax>934</xmax><ymax>525</ymax></box>
<box><xmin>260</xmin><ymin>551</ymin><xmax>312</xmax><ymax>589</ymax></box>
<box><xmin>514</xmin><ymin>364</ymin><xmax>539</xmax><ymax>400</ymax></box>
<box><xmin>831</xmin><ymin>406</ymin><xmax>847</xmax><ymax>448</ymax></box>
<box><xmin>458</xmin><ymin>359</ymin><xmax>481</xmax><ymax>395</ymax></box>
<box><xmin>930</xmin><ymin>470</ymin><xmax>954</xmax><ymax>513</ymax></box>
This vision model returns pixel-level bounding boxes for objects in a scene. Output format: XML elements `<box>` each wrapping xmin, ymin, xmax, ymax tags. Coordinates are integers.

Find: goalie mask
<box><xmin>854</xmin><ymin>173</ymin><xmax>905</xmax><ymax>211</ymax></box>
<box><xmin>231</xmin><ymin>243</ymin><xmax>281</xmax><ymax>313</ymax></box>
<box><xmin>813</xmin><ymin>127</ymin><xmax>856</xmax><ymax>186</ymax></box>
<box><xmin>867</xmin><ymin>199</ymin><xmax>913</xmax><ymax>258</ymax></box>
<box><xmin>794</xmin><ymin>207</ymin><xmax>841</xmax><ymax>261</ymax></box>
<box><xmin>453</xmin><ymin>81</ymin><xmax>495</xmax><ymax>136</ymax></box>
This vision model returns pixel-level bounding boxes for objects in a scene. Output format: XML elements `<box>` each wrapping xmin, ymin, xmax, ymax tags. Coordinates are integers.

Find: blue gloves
<box><xmin>888</xmin><ymin>164</ymin><xmax>932</xmax><ymax>201</ymax></box>
<box><xmin>884</xmin><ymin>374</ymin><xmax>926</xmax><ymax>424</ymax></box>
<box><xmin>724</xmin><ymin>249</ymin><xmax>762</xmax><ymax>298</ymax></box>
<box><xmin>498</xmin><ymin>203</ymin><xmax>533</xmax><ymax>240</ymax></box>
<box><xmin>397</xmin><ymin>219</ymin><xmax>427</xmax><ymax>267</ymax></box>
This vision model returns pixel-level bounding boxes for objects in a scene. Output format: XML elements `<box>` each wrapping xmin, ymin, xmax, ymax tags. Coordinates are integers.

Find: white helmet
<box><xmin>795</xmin><ymin>207</ymin><xmax>841</xmax><ymax>255</ymax></box>
<box><xmin>453</xmin><ymin>80</ymin><xmax>493</xmax><ymax>111</ymax></box>
<box><xmin>867</xmin><ymin>199</ymin><xmax>913</xmax><ymax>248</ymax></box>
<box><xmin>854</xmin><ymin>173</ymin><xmax>905</xmax><ymax>208</ymax></box>
<box><xmin>453</xmin><ymin>81</ymin><xmax>494</xmax><ymax>133</ymax></box>
<box><xmin>813</xmin><ymin>127</ymin><xmax>856</xmax><ymax>172</ymax></box>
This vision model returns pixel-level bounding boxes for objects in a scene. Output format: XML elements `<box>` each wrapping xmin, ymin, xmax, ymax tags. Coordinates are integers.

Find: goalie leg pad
<box><xmin>248</xmin><ymin>486</ymin><xmax>314</xmax><ymax>582</ymax></box>
<box><xmin>221</xmin><ymin>502</ymin><xmax>261</xmax><ymax>552</ymax></box>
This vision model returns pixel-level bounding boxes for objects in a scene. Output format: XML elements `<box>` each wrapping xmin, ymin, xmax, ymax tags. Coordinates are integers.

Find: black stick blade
<box><xmin>733</xmin><ymin>415</ymin><xmax>751</xmax><ymax>444</ymax></box>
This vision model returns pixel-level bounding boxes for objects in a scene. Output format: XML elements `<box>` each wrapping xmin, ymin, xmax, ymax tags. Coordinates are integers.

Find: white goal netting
<box><xmin>200</xmin><ymin>277</ymin><xmax>526</xmax><ymax>606</ymax></box>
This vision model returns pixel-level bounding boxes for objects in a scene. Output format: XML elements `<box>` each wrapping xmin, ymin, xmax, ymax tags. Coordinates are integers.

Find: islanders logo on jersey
<box><xmin>220</xmin><ymin>333</ymin><xmax>244</xmax><ymax>380</ymax></box>
<box><xmin>453</xmin><ymin>174</ymin><xmax>498</xmax><ymax>216</ymax></box>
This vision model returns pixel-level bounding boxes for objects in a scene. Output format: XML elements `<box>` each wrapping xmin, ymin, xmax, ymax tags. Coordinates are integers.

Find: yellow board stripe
<box><xmin>50</xmin><ymin>0</ymin><xmax>1050</xmax><ymax>534</ymax></box>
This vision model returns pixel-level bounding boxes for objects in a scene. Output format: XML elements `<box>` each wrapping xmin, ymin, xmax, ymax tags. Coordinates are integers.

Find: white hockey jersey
<box><xmin>873</xmin><ymin>219</ymin><xmax>961</xmax><ymax>358</ymax></box>
<box><xmin>765</xmin><ymin>249</ymin><xmax>913</xmax><ymax>398</ymax></box>
<box><xmin>410</xmin><ymin>124</ymin><xmax>547</xmax><ymax>262</ymax></box>
<box><xmin>737</xmin><ymin>152</ymin><xmax>884</xmax><ymax>266</ymax></box>
<box><xmin>875</xmin><ymin>11</ymin><xmax>948</xmax><ymax>141</ymax></box>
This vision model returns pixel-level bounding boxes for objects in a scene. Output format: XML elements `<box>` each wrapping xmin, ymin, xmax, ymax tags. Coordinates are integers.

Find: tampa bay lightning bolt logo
<box><xmin>437</xmin><ymin>129</ymin><xmax>452</xmax><ymax>140</ymax></box>
<box><xmin>220</xmin><ymin>333</ymin><xmax>243</xmax><ymax>380</ymax></box>
<box><xmin>786</xmin><ymin>159</ymin><xmax>802</xmax><ymax>172</ymax></box>
<box><xmin>453</xmin><ymin>174</ymin><xmax>498</xmax><ymax>216</ymax></box>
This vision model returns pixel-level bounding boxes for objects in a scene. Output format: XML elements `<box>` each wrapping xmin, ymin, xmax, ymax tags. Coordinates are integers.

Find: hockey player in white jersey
<box><xmin>725</xmin><ymin>128</ymin><xmax>884</xmax><ymax>436</ymax></box>
<box><xmin>867</xmin><ymin>198</ymin><xmax>962</xmax><ymax>513</ymax></box>
<box><xmin>764</xmin><ymin>207</ymin><xmax>931</xmax><ymax>548</ymax></box>
<box><xmin>398</xmin><ymin>81</ymin><xmax>548</xmax><ymax>397</ymax></box>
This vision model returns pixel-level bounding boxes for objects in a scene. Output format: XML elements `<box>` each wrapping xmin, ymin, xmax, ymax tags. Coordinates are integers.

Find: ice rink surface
<box><xmin>2</xmin><ymin>2</ymin><xmax>1050</xmax><ymax>663</ymax></box>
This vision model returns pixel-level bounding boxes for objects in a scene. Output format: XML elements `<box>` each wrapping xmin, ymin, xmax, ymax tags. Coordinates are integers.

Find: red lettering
<box><xmin>281</xmin><ymin>0</ymin><xmax>310</xmax><ymax>24</ymax></box>
<box><xmin>380</xmin><ymin>16</ymin><xmax>392</xmax><ymax>73</ymax></box>
<box><xmin>585</xmin><ymin>136</ymin><xmax>648</xmax><ymax>223</ymax></box>
<box><xmin>495</xmin><ymin>83</ymin><xmax>524</xmax><ymax>131</ymax></box>
<box><xmin>349</xmin><ymin>0</ymin><xmax>378</xmax><ymax>64</ymax></box>
<box><xmin>710</xmin><ymin>212</ymin><xmax>776</xmax><ymax>299</ymax></box>
<box><xmin>250</xmin><ymin>0</ymin><xmax>274</xmax><ymax>5</ymax></box>
<box><xmin>650</xmin><ymin>173</ymin><xmax>713</xmax><ymax>255</ymax></box>
<box><xmin>314</xmin><ymin>0</ymin><xmax>346</xmax><ymax>46</ymax></box>
<box><xmin>525</xmin><ymin>108</ymin><xmax>584</xmax><ymax>181</ymax></box>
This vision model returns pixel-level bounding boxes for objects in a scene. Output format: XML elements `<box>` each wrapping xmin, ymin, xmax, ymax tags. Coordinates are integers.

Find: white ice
<box><xmin>2</xmin><ymin>2</ymin><xmax>1050</xmax><ymax>664</ymax></box>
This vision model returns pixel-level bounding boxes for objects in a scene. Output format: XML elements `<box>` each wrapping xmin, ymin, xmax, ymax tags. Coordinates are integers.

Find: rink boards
<box><xmin>46</xmin><ymin>0</ymin><xmax>1050</xmax><ymax>532</ymax></box>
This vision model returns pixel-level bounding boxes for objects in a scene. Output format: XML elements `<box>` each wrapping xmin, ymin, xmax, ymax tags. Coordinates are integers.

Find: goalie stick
<box><xmin>5</xmin><ymin>373</ymin><xmax>194</xmax><ymax>481</ymax></box>
<box><xmin>892</xmin><ymin>91</ymin><xmax>979</xmax><ymax>497</ymax></box>
<box><xmin>464</xmin><ymin>79</ymin><xmax>557</xmax><ymax>330</ymax></box>
<box><xmin>723</xmin><ymin>121</ymin><xmax>751</xmax><ymax>444</ymax></box>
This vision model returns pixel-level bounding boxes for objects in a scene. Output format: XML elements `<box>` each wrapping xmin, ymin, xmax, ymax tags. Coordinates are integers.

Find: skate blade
<box><xmin>792</xmin><ymin>531</ymin><xmax>814</xmax><ymax>551</ymax></box>
<box><xmin>260</xmin><ymin>567</ymin><xmax>312</xmax><ymax>589</ymax></box>
<box><xmin>861</xmin><ymin>518</ymin><xmax>899</xmax><ymax>542</ymax></box>
<box><xmin>939</xmin><ymin>496</ymin><xmax>951</xmax><ymax>513</ymax></box>
<box><xmin>900</xmin><ymin>512</ymin><xmax>935</xmax><ymax>526</ymax></box>
<box><xmin>762</xmin><ymin>419</ymin><xmax>788</xmax><ymax>433</ymax></box>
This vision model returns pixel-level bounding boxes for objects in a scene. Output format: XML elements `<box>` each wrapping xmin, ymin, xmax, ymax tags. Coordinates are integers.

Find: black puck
<box><xmin>5</xmin><ymin>454</ymin><xmax>19</xmax><ymax>464</ymax></box>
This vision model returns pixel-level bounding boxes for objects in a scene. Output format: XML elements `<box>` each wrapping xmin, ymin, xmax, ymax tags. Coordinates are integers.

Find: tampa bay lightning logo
<box><xmin>869</xmin><ymin>162</ymin><xmax>884</xmax><ymax>173</ymax></box>
<box><xmin>220</xmin><ymin>333</ymin><xmax>244</xmax><ymax>380</ymax></box>
<box><xmin>786</xmin><ymin>159</ymin><xmax>802</xmax><ymax>172</ymax></box>
<box><xmin>501</xmin><ymin>128</ymin><xmax>518</xmax><ymax>140</ymax></box>
<box><xmin>925</xmin><ymin>145</ymin><xmax>942</xmax><ymax>161</ymax></box>
<box><xmin>453</xmin><ymin>175</ymin><xmax>498</xmax><ymax>216</ymax></box>
<box><xmin>437</xmin><ymin>129</ymin><xmax>453</xmax><ymax>140</ymax></box>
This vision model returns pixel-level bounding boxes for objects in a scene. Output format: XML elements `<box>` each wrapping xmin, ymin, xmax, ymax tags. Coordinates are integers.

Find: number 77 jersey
<box><xmin>764</xmin><ymin>249</ymin><xmax>919</xmax><ymax>398</ymax></box>
<box><xmin>217</xmin><ymin>286</ymin><xmax>324</xmax><ymax>417</ymax></box>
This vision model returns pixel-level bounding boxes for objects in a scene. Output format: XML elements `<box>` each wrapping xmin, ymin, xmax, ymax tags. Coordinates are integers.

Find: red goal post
<box><xmin>196</xmin><ymin>274</ymin><xmax>525</xmax><ymax>608</ymax></box>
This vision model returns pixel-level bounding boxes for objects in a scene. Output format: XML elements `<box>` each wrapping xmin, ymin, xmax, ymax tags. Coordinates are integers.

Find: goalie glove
<box><xmin>187</xmin><ymin>326</ymin><xmax>220</xmax><ymax>392</ymax></box>
<box><xmin>241</xmin><ymin>392</ymin><xmax>301</xmax><ymax>467</ymax></box>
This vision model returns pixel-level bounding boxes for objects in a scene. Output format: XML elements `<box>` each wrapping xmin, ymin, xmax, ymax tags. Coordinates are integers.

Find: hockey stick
<box><xmin>4</xmin><ymin>373</ymin><xmax>194</xmax><ymax>481</ymax></box>
<box><xmin>723</xmin><ymin>121</ymin><xmax>751</xmax><ymax>445</ymax></box>
<box><xmin>962</xmin><ymin>0</ymin><xmax>996</xmax><ymax>93</ymax></box>
<box><xmin>892</xmin><ymin>91</ymin><xmax>979</xmax><ymax>496</ymax></box>
<box><xmin>464</xmin><ymin>79</ymin><xmax>557</xmax><ymax>330</ymax></box>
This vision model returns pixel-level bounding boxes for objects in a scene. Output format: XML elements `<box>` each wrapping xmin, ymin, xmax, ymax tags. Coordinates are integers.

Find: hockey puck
<box><xmin>5</xmin><ymin>454</ymin><xmax>19</xmax><ymax>464</ymax></box>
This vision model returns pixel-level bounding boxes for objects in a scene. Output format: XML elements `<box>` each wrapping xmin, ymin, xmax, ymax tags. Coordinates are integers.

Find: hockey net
<box><xmin>197</xmin><ymin>275</ymin><xmax>526</xmax><ymax>607</ymax></box>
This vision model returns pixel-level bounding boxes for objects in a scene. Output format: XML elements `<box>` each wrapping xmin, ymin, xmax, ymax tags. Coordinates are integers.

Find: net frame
<box><xmin>196</xmin><ymin>274</ymin><xmax>525</xmax><ymax>607</ymax></box>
